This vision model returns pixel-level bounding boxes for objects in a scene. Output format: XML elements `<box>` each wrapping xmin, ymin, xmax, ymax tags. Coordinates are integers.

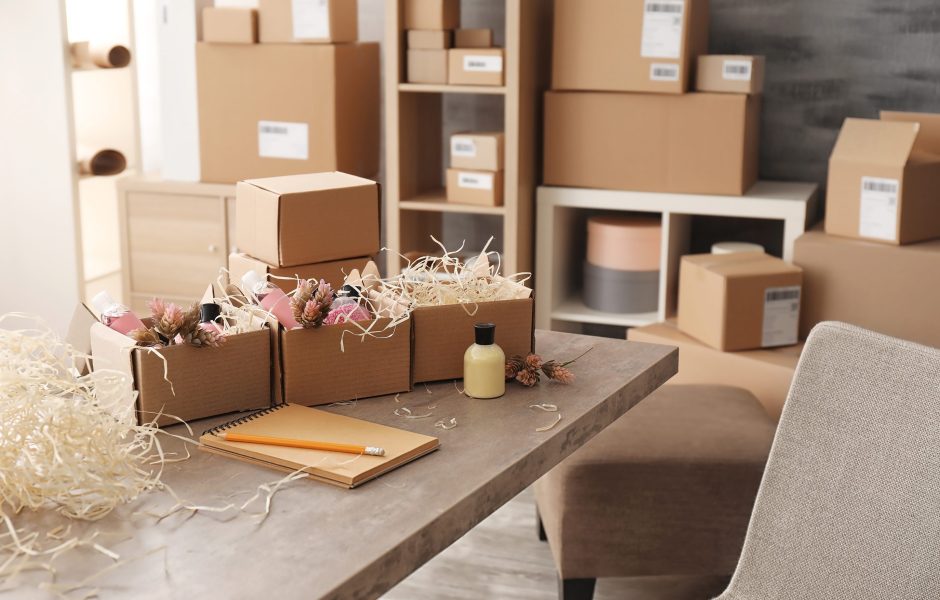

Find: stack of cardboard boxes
<box><xmin>544</xmin><ymin>0</ymin><xmax>764</xmax><ymax>196</ymax></box>
<box><xmin>446</xmin><ymin>131</ymin><xmax>504</xmax><ymax>206</ymax></box>
<box><xmin>197</xmin><ymin>0</ymin><xmax>379</xmax><ymax>183</ymax></box>
<box><xmin>403</xmin><ymin>0</ymin><xmax>504</xmax><ymax>87</ymax></box>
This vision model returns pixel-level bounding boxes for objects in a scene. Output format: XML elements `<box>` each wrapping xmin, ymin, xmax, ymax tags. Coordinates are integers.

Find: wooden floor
<box><xmin>383</xmin><ymin>487</ymin><xmax>730</xmax><ymax>600</ymax></box>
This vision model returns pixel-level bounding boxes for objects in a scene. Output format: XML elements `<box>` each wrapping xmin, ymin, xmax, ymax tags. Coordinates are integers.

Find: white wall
<box><xmin>0</xmin><ymin>0</ymin><xmax>83</xmax><ymax>335</ymax></box>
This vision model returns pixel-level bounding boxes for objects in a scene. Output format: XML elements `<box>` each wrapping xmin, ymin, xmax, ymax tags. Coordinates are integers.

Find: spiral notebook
<box><xmin>199</xmin><ymin>403</ymin><xmax>440</xmax><ymax>488</ymax></box>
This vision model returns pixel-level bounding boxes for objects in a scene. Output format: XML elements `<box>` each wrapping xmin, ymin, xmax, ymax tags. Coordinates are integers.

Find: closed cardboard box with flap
<box><xmin>202</xmin><ymin>7</ymin><xmax>258</xmax><ymax>44</ymax></box>
<box><xmin>258</xmin><ymin>0</ymin><xmax>358</xmax><ymax>43</ymax></box>
<box><xmin>696</xmin><ymin>55</ymin><xmax>765</xmax><ymax>95</ymax></box>
<box><xmin>826</xmin><ymin>111</ymin><xmax>940</xmax><ymax>245</ymax></box>
<box><xmin>553</xmin><ymin>0</ymin><xmax>709</xmax><ymax>94</ymax></box>
<box><xmin>196</xmin><ymin>42</ymin><xmax>379</xmax><ymax>183</ymax></box>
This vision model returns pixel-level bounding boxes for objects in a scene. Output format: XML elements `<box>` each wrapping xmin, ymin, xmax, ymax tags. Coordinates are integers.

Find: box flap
<box><xmin>682</xmin><ymin>253</ymin><xmax>802</xmax><ymax>278</ymax></box>
<box><xmin>243</xmin><ymin>171</ymin><xmax>376</xmax><ymax>195</ymax></box>
<box><xmin>881</xmin><ymin>110</ymin><xmax>940</xmax><ymax>156</ymax></box>
<box><xmin>831</xmin><ymin>118</ymin><xmax>918</xmax><ymax>167</ymax></box>
<box><xmin>66</xmin><ymin>304</ymin><xmax>98</xmax><ymax>376</ymax></box>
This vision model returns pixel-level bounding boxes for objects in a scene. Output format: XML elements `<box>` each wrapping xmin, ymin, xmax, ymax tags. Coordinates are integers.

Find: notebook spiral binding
<box><xmin>203</xmin><ymin>403</ymin><xmax>288</xmax><ymax>437</ymax></box>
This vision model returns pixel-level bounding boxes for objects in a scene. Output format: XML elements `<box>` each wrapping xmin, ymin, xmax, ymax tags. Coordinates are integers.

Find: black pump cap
<box><xmin>341</xmin><ymin>284</ymin><xmax>361</xmax><ymax>298</ymax></box>
<box><xmin>474</xmin><ymin>322</ymin><xmax>496</xmax><ymax>345</ymax></box>
<box><xmin>200</xmin><ymin>303</ymin><xmax>221</xmax><ymax>323</ymax></box>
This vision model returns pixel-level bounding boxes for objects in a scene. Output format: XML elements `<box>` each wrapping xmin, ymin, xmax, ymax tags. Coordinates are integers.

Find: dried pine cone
<box><xmin>178</xmin><ymin>303</ymin><xmax>201</xmax><ymax>340</ymax></box>
<box><xmin>515</xmin><ymin>367</ymin><xmax>540</xmax><ymax>387</ymax></box>
<box><xmin>542</xmin><ymin>360</ymin><xmax>575</xmax><ymax>384</ymax></box>
<box><xmin>525</xmin><ymin>353</ymin><xmax>543</xmax><ymax>370</ymax></box>
<box><xmin>291</xmin><ymin>278</ymin><xmax>334</xmax><ymax>328</ymax></box>
<box><xmin>188</xmin><ymin>326</ymin><xmax>225</xmax><ymax>348</ymax></box>
<box><xmin>131</xmin><ymin>327</ymin><xmax>164</xmax><ymax>348</ymax></box>
<box><xmin>505</xmin><ymin>355</ymin><xmax>525</xmax><ymax>380</ymax></box>
<box><xmin>154</xmin><ymin>302</ymin><xmax>186</xmax><ymax>339</ymax></box>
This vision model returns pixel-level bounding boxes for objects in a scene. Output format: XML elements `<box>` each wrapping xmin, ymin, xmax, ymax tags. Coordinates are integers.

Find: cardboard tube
<box><xmin>77</xmin><ymin>147</ymin><xmax>127</xmax><ymax>176</ymax></box>
<box><xmin>70</xmin><ymin>41</ymin><xmax>132</xmax><ymax>69</ymax></box>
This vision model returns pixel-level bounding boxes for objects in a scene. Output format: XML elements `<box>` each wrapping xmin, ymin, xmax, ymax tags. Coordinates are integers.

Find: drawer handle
<box><xmin>208</xmin><ymin>244</ymin><xmax>219</xmax><ymax>253</ymax></box>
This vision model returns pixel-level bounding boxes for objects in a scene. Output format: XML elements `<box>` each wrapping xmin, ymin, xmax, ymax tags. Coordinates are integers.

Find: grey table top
<box><xmin>11</xmin><ymin>331</ymin><xmax>677</xmax><ymax>600</ymax></box>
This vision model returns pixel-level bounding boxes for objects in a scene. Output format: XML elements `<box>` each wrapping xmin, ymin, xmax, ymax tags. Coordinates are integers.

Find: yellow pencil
<box><xmin>223</xmin><ymin>432</ymin><xmax>386</xmax><ymax>456</ymax></box>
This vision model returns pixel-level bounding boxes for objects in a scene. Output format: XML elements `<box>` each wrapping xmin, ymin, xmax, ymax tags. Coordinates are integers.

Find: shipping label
<box><xmin>292</xmin><ymin>0</ymin><xmax>330</xmax><ymax>40</ymax></box>
<box><xmin>650</xmin><ymin>63</ymin><xmax>680</xmax><ymax>81</ymax></box>
<box><xmin>722</xmin><ymin>59</ymin><xmax>752</xmax><ymax>81</ymax></box>
<box><xmin>451</xmin><ymin>137</ymin><xmax>477</xmax><ymax>158</ymax></box>
<box><xmin>463</xmin><ymin>55</ymin><xmax>503</xmax><ymax>73</ymax></box>
<box><xmin>761</xmin><ymin>286</ymin><xmax>801</xmax><ymax>348</ymax></box>
<box><xmin>458</xmin><ymin>172</ymin><xmax>493</xmax><ymax>191</ymax></box>
<box><xmin>859</xmin><ymin>176</ymin><xmax>899</xmax><ymax>241</ymax></box>
<box><xmin>641</xmin><ymin>0</ymin><xmax>685</xmax><ymax>59</ymax></box>
<box><xmin>258</xmin><ymin>121</ymin><xmax>309</xmax><ymax>160</ymax></box>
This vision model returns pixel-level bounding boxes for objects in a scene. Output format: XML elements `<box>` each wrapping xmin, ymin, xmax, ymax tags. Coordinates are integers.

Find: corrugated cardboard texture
<box><xmin>553</xmin><ymin>0</ymin><xmax>709</xmax><ymax>94</ymax></box>
<box><xmin>196</xmin><ymin>42</ymin><xmax>379</xmax><ymax>183</ymax></box>
<box><xmin>133</xmin><ymin>329</ymin><xmax>272</xmax><ymax>427</ymax></box>
<box><xmin>235</xmin><ymin>172</ymin><xmax>380</xmax><ymax>267</ymax></box>
<box><xmin>280</xmin><ymin>319</ymin><xmax>412</xmax><ymax>405</ymax></box>
<box><xmin>677</xmin><ymin>253</ymin><xmax>802</xmax><ymax>351</ymax></box>
<box><xmin>407</xmin><ymin>30</ymin><xmax>452</xmax><ymax>49</ymax></box>
<box><xmin>448</xmin><ymin>49</ymin><xmax>504</xmax><ymax>86</ymax></box>
<box><xmin>450</xmin><ymin>131</ymin><xmax>503</xmax><ymax>170</ymax></box>
<box><xmin>629</xmin><ymin>321</ymin><xmax>802</xmax><ymax>420</ymax></box>
<box><xmin>202</xmin><ymin>7</ymin><xmax>258</xmax><ymax>44</ymax></box>
<box><xmin>446</xmin><ymin>168</ymin><xmax>504</xmax><ymax>206</ymax></box>
<box><xmin>544</xmin><ymin>91</ymin><xmax>760</xmax><ymax>195</ymax></box>
<box><xmin>454</xmin><ymin>28</ymin><xmax>493</xmax><ymax>48</ymax></box>
<box><xmin>696</xmin><ymin>55</ymin><xmax>765</xmax><ymax>95</ymax></box>
<box><xmin>228</xmin><ymin>253</ymin><xmax>372</xmax><ymax>293</ymax></box>
<box><xmin>403</xmin><ymin>0</ymin><xmax>460</xmax><ymax>30</ymax></box>
<box><xmin>407</xmin><ymin>49</ymin><xmax>448</xmax><ymax>84</ymax></box>
<box><xmin>826</xmin><ymin>114</ymin><xmax>940</xmax><ymax>244</ymax></box>
<box><xmin>258</xmin><ymin>0</ymin><xmax>357</xmax><ymax>43</ymax></box>
<box><xmin>412</xmin><ymin>298</ymin><xmax>535</xmax><ymax>383</ymax></box>
<box><xmin>795</xmin><ymin>229</ymin><xmax>940</xmax><ymax>348</ymax></box>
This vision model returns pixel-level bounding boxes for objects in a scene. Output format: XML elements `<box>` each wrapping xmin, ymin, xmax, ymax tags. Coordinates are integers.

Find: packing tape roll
<box><xmin>711</xmin><ymin>241</ymin><xmax>765</xmax><ymax>255</ymax></box>
<box><xmin>587</xmin><ymin>215</ymin><xmax>661</xmax><ymax>271</ymax></box>
<box><xmin>77</xmin><ymin>147</ymin><xmax>127</xmax><ymax>176</ymax></box>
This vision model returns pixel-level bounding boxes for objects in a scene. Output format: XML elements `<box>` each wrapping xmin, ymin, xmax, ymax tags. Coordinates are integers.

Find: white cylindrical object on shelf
<box><xmin>77</xmin><ymin>147</ymin><xmax>127</xmax><ymax>176</ymax></box>
<box><xmin>70</xmin><ymin>41</ymin><xmax>132</xmax><ymax>69</ymax></box>
<box><xmin>711</xmin><ymin>241</ymin><xmax>765</xmax><ymax>255</ymax></box>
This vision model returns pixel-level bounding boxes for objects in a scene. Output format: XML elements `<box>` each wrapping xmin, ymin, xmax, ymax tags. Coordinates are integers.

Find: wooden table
<box><xmin>14</xmin><ymin>331</ymin><xmax>676</xmax><ymax>599</ymax></box>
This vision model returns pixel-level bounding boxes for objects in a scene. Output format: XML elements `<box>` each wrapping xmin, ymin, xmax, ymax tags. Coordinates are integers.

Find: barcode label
<box><xmin>451</xmin><ymin>137</ymin><xmax>477</xmax><ymax>158</ymax></box>
<box><xmin>859</xmin><ymin>176</ymin><xmax>899</xmax><ymax>241</ymax></box>
<box><xmin>650</xmin><ymin>63</ymin><xmax>679</xmax><ymax>81</ymax></box>
<box><xmin>641</xmin><ymin>0</ymin><xmax>684</xmax><ymax>59</ymax></box>
<box><xmin>458</xmin><ymin>172</ymin><xmax>493</xmax><ymax>191</ymax></box>
<box><xmin>292</xmin><ymin>0</ymin><xmax>330</xmax><ymax>40</ymax></box>
<box><xmin>762</xmin><ymin>285</ymin><xmax>800</xmax><ymax>347</ymax></box>
<box><xmin>722</xmin><ymin>59</ymin><xmax>752</xmax><ymax>81</ymax></box>
<box><xmin>463</xmin><ymin>55</ymin><xmax>503</xmax><ymax>73</ymax></box>
<box><xmin>258</xmin><ymin>120</ymin><xmax>308</xmax><ymax>160</ymax></box>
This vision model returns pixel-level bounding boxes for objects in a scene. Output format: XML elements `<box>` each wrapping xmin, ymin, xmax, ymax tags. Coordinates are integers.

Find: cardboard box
<box><xmin>450</xmin><ymin>131</ymin><xmax>503</xmax><ymax>170</ymax></box>
<box><xmin>90</xmin><ymin>322</ymin><xmax>273</xmax><ymax>427</ymax></box>
<box><xmin>403</xmin><ymin>0</ymin><xmax>459</xmax><ymax>30</ymax></box>
<box><xmin>407</xmin><ymin>29</ymin><xmax>452</xmax><ymax>49</ymax></box>
<box><xmin>228</xmin><ymin>253</ymin><xmax>372</xmax><ymax>294</ymax></box>
<box><xmin>544</xmin><ymin>91</ymin><xmax>760</xmax><ymax>195</ymax></box>
<box><xmin>280</xmin><ymin>319</ymin><xmax>412</xmax><ymax>405</ymax></box>
<box><xmin>258</xmin><ymin>0</ymin><xmax>357</xmax><ymax>43</ymax></box>
<box><xmin>412</xmin><ymin>299</ymin><xmax>534</xmax><ymax>383</ymax></box>
<box><xmin>696</xmin><ymin>55</ymin><xmax>765</xmax><ymax>95</ymax></box>
<box><xmin>446</xmin><ymin>168</ymin><xmax>503</xmax><ymax>206</ymax></box>
<box><xmin>628</xmin><ymin>321</ymin><xmax>801</xmax><ymax>420</ymax></box>
<box><xmin>448</xmin><ymin>49</ymin><xmax>504</xmax><ymax>86</ymax></box>
<box><xmin>202</xmin><ymin>7</ymin><xmax>258</xmax><ymax>44</ymax></box>
<box><xmin>552</xmin><ymin>0</ymin><xmax>709</xmax><ymax>94</ymax></box>
<box><xmin>236</xmin><ymin>172</ymin><xmax>380</xmax><ymax>268</ymax></box>
<box><xmin>454</xmin><ymin>28</ymin><xmax>493</xmax><ymax>48</ymax></box>
<box><xmin>677</xmin><ymin>253</ymin><xmax>803</xmax><ymax>351</ymax></box>
<box><xmin>825</xmin><ymin>111</ymin><xmax>940</xmax><ymax>245</ymax></box>
<box><xmin>407</xmin><ymin>49</ymin><xmax>448</xmax><ymax>84</ymax></box>
<box><xmin>794</xmin><ymin>228</ymin><xmax>940</xmax><ymax>348</ymax></box>
<box><xmin>196</xmin><ymin>42</ymin><xmax>379</xmax><ymax>183</ymax></box>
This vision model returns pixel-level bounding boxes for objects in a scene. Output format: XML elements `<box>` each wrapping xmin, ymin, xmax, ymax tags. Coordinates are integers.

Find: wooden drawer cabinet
<box><xmin>118</xmin><ymin>177</ymin><xmax>236</xmax><ymax>312</ymax></box>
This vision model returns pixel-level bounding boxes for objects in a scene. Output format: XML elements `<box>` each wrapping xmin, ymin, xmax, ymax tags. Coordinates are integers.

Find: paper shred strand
<box><xmin>535</xmin><ymin>413</ymin><xmax>563</xmax><ymax>432</ymax></box>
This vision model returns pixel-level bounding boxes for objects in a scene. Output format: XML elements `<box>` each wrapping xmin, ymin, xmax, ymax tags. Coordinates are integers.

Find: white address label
<box><xmin>451</xmin><ymin>137</ymin><xmax>477</xmax><ymax>158</ymax></box>
<box><xmin>761</xmin><ymin>285</ymin><xmax>801</xmax><ymax>348</ymax></box>
<box><xmin>258</xmin><ymin>120</ymin><xmax>309</xmax><ymax>160</ymax></box>
<box><xmin>458</xmin><ymin>172</ymin><xmax>493</xmax><ymax>191</ymax></box>
<box><xmin>650</xmin><ymin>63</ymin><xmax>679</xmax><ymax>81</ymax></box>
<box><xmin>859</xmin><ymin>176</ymin><xmax>899</xmax><ymax>241</ymax></box>
<box><xmin>291</xmin><ymin>0</ymin><xmax>330</xmax><ymax>40</ymax></box>
<box><xmin>641</xmin><ymin>0</ymin><xmax>685</xmax><ymax>59</ymax></box>
<box><xmin>463</xmin><ymin>55</ymin><xmax>503</xmax><ymax>73</ymax></box>
<box><xmin>722</xmin><ymin>59</ymin><xmax>752</xmax><ymax>81</ymax></box>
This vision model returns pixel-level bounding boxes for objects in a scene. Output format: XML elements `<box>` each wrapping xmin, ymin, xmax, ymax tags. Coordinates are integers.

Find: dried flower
<box><xmin>515</xmin><ymin>367</ymin><xmax>540</xmax><ymax>387</ymax></box>
<box><xmin>505</xmin><ymin>348</ymin><xmax>591</xmax><ymax>388</ymax></box>
<box><xmin>130</xmin><ymin>328</ymin><xmax>164</xmax><ymax>348</ymax></box>
<box><xmin>188</xmin><ymin>326</ymin><xmax>225</xmax><ymax>349</ymax></box>
<box><xmin>505</xmin><ymin>355</ymin><xmax>525</xmax><ymax>380</ymax></box>
<box><xmin>291</xmin><ymin>278</ymin><xmax>334</xmax><ymax>328</ymax></box>
<box><xmin>542</xmin><ymin>361</ymin><xmax>575</xmax><ymax>384</ymax></box>
<box><xmin>525</xmin><ymin>353</ymin><xmax>543</xmax><ymax>370</ymax></box>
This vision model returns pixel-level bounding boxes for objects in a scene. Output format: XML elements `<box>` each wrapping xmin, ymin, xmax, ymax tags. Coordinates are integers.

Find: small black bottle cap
<box><xmin>341</xmin><ymin>284</ymin><xmax>361</xmax><ymax>298</ymax></box>
<box><xmin>200</xmin><ymin>303</ymin><xmax>221</xmax><ymax>323</ymax></box>
<box><xmin>474</xmin><ymin>322</ymin><xmax>496</xmax><ymax>345</ymax></box>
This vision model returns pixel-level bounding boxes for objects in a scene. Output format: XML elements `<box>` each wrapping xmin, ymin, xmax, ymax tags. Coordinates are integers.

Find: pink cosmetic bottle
<box><xmin>91</xmin><ymin>291</ymin><xmax>146</xmax><ymax>336</ymax></box>
<box><xmin>240</xmin><ymin>270</ymin><xmax>300</xmax><ymax>329</ymax></box>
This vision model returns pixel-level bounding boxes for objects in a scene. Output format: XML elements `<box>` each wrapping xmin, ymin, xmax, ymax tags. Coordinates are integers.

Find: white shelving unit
<box><xmin>535</xmin><ymin>181</ymin><xmax>819</xmax><ymax>331</ymax></box>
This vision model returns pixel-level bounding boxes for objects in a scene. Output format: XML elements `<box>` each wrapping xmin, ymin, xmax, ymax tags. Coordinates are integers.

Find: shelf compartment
<box><xmin>398</xmin><ymin>83</ymin><xmax>508</xmax><ymax>95</ymax></box>
<box><xmin>552</xmin><ymin>297</ymin><xmax>659</xmax><ymax>328</ymax></box>
<box><xmin>400</xmin><ymin>189</ymin><xmax>506</xmax><ymax>216</ymax></box>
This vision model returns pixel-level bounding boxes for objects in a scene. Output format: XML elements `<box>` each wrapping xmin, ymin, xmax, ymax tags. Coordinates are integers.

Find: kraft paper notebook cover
<box><xmin>199</xmin><ymin>404</ymin><xmax>439</xmax><ymax>488</ymax></box>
